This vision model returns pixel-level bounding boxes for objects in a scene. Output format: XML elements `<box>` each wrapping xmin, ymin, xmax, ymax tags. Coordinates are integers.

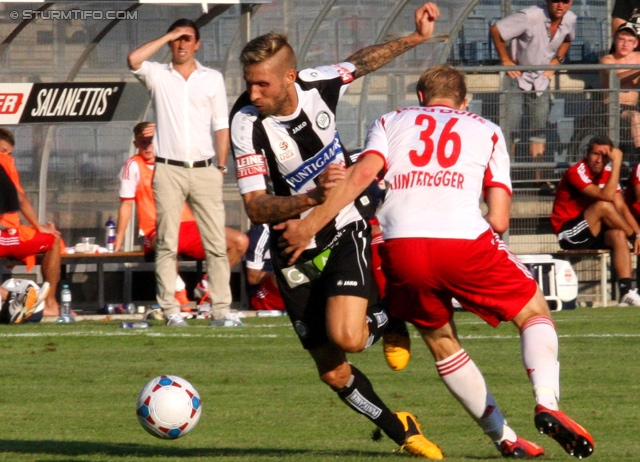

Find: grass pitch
<box><xmin>0</xmin><ymin>306</ymin><xmax>637</xmax><ymax>461</ymax></box>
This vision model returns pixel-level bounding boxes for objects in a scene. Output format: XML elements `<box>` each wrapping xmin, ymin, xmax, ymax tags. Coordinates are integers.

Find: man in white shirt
<box><xmin>490</xmin><ymin>0</ymin><xmax>575</xmax><ymax>187</ymax></box>
<box><xmin>128</xmin><ymin>19</ymin><xmax>231</xmax><ymax>326</ymax></box>
<box><xmin>277</xmin><ymin>65</ymin><xmax>594</xmax><ymax>459</ymax></box>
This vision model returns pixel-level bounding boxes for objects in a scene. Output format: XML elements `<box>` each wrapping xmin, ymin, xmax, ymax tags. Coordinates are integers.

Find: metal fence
<box><xmin>5</xmin><ymin>63</ymin><xmax>637</xmax><ymax>255</ymax></box>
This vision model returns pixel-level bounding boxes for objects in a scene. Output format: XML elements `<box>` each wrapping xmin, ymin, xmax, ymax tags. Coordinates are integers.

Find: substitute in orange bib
<box><xmin>0</xmin><ymin>128</ymin><xmax>62</xmax><ymax>318</ymax></box>
<box><xmin>115</xmin><ymin>122</ymin><xmax>248</xmax><ymax>311</ymax></box>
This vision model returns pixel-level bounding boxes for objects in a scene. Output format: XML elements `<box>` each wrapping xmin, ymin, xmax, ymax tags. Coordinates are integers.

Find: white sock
<box><xmin>175</xmin><ymin>276</ymin><xmax>186</xmax><ymax>292</ymax></box>
<box><xmin>520</xmin><ymin>316</ymin><xmax>560</xmax><ymax>410</ymax></box>
<box><xmin>436</xmin><ymin>349</ymin><xmax>509</xmax><ymax>441</ymax></box>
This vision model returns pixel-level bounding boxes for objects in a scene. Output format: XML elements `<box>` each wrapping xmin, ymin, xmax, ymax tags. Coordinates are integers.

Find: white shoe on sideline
<box><xmin>166</xmin><ymin>313</ymin><xmax>189</xmax><ymax>327</ymax></box>
<box><xmin>618</xmin><ymin>288</ymin><xmax>640</xmax><ymax>307</ymax></box>
<box><xmin>209</xmin><ymin>312</ymin><xmax>244</xmax><ymax>327</ymax></box>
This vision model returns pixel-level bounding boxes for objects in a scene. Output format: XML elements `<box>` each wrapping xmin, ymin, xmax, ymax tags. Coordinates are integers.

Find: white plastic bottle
<box><xmin>58</xmin><ymin>284</ymin><xmax>74</xmax><ymax>323</ymax></box>
<box><xmin>105</xmin><ymin>216</ymin><xmax>116</xmax><ymax>252</ymax></box>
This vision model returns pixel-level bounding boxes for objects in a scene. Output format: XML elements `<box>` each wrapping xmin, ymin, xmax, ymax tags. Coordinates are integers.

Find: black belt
<box><xmin>156</xmin><ymin>157</ymin><xmax>213</xmax><ymax>168</ymax></box>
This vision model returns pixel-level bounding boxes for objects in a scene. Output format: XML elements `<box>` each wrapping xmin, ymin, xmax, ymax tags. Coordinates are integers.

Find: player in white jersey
<box><xmin>277</xmin><ymin>65</ymin><xmax>594</xmax><ymax>459</ymax></box>
<box><xmin>230</xmin><ymin>4</ymin><xmax>444</xmax><ymax>459</ymax></box>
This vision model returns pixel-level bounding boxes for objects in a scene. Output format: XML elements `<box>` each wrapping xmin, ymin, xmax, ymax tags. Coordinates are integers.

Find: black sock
<box><xmin>365</xmin><ymin>299</ymin><xmax>389</xmax><ymax>348</ymax></box>
<box><xmin>619</xmin><ymin>278</ymin><xmax>633</xmax><ymax>298</ymax></box>
<box><xmin>334</xmin><ymin>365</ymin><xmax>405</xmax><ymax>444</ymax></box>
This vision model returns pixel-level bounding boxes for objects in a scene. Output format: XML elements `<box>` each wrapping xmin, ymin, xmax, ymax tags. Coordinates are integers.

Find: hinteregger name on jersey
<box><xmin>399</xmin><ymin>105</ymin><xmax>486</xmax><ymax>123</ymax></box>
<box><xmin>389</xmin><ymin>169</ymin><xmax>464</xmax><ymax>190</ymax></box>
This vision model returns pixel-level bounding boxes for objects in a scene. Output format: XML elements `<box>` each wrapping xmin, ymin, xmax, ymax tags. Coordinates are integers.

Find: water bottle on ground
<box><xmin>105</xmin><ymin>217</ymin><xmax>116</xmax><ymax>253</ymax></box>
<box><xmin>101</xmin><ymin>303</ymin><xmax>136</xmax><ymax>314</ymax></box>
<box><xmin>57</xmin><ymin>284</ymin><xmax>74</xmax><ymax>323</ymax></box>
<box><xmin>120</xmin><ymin>321</ymin><xmax>151</xmax><ymax>329</ymax></box>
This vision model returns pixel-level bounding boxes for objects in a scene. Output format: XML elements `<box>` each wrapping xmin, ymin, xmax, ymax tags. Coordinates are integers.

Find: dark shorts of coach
<box><xmin>557</xmin><ymin>214</ymin><xmax>606</xmax><ymax>250</ymax></box>
<box><xmin>272</xmin><ymin>221</ymin><xmax>374</xmax><ymax>350</ymax></box>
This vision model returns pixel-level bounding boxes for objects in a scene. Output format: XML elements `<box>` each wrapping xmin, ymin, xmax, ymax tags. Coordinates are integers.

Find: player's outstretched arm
<box><xmin>346</xmin><ymin>2</ymin><xmax>439</xmax><ymax>79</ymax></box>
<box><xmin>275</xmin><ymin>154</ymin><xmax>383</xmax><ymax>265</ymax></box>
<box><xmin>243</xmin><ymin>190</ymin><xmax>323</xmax><ymax>225</ymax></box>
<box><xmin>242</xmin><ymin>164</ymin><xmax>346</xmax><ymax>225</ymax></box>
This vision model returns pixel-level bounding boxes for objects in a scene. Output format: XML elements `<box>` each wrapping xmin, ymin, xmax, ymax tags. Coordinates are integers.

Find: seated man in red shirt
<box><xmin>551</xmin><ymin>134</ymin><xmax>640</xmax><ymax>306</ymax></box>
<box><xmin>114</xmin><ymin>122</ymin><xmax>248</xmax><ymax>310</ymax></box>
<box><xmin>0</xmin><ymin>128</ymin><xmax>62</xmax><ymax>317</ymax></box>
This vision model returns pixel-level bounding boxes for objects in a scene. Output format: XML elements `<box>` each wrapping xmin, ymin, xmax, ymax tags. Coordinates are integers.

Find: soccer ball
<box><xmin>136</xmin><ymin>375</ymin><xmax>202</xmax><ymax>439</ymax></box>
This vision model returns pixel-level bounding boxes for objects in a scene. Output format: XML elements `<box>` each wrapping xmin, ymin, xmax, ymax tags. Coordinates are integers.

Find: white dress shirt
<box><xmin>133</xmin><ymin>60</ymin><xmax>229</xmax><ymax>162</ymax></box>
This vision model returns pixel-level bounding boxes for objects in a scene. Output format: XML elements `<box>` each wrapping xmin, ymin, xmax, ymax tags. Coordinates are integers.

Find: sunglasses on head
<box><xmin>550</xmin><ymin>0</ymin><xmax>570</xmax><ymax>4</ymax></box>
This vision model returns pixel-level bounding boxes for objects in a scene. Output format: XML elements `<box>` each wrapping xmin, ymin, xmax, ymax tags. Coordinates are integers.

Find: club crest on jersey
<box><xmin>331</xmin><ymin>64</ymin><xmax>354</xmax><ymax>84</ymax></box>
<box><xmin>315</xmin><ymin>111</ymin><xmax>330</xmax><ymax>130</ymax></box>
<box><xmin>236</xmin><ymin>153</ymin><xmax>267</xmax><ymax>179</ymax></box>
<box><xmin>283</xmin><ymin>132</ymin><xmax>343</xmax><ymax>191</ymax></box>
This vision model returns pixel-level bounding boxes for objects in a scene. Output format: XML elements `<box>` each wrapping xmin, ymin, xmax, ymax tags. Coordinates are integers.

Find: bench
<box><xmin>2</xmin><ymin>251</ymin><xmax>216</xmax><ymax>311</ymax></box>
<box><xmin>2</xmin><ymin>251</ymin><xmax>147</xmax><ymax>309</ymax></box>
<box><xmin>552</xmin><ymin>249</ymin><xmax>611</xmax><ymax>307</ymax></box>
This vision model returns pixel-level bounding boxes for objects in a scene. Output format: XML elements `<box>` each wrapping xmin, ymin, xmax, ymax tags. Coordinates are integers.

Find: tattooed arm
<box><xmin>242</xmin><ymin>164</ymin><xmax>346</xmax><ymax>224</ymax></box>
<box><xmin>346</xmin><ymin>2</ymin><xmax>439</xmax><ymax>79</ymax></box>
<box><xmin>242</xmin><ymin>190</ymin><xmax>323</xmax><ymax>224</ymax></box>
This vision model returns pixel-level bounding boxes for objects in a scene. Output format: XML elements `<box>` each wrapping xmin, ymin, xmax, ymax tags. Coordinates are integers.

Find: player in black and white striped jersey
<box><xmin>230</xmin><ymin>4</ymin><xmax>444</xmax><ymax>458</ymax></box>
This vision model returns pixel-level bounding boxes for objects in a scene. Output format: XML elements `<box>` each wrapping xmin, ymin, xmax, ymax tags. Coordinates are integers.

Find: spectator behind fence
<box><xmin>600</xmin><ymin>23</ymin><xmax>640</xmax><ymax>158</ymax></box>
<box><xmin>0</xmin><ymin>128</ymin><xmax>62</xmax><ymax>317</ymax></box>
<box><xmin>551</xmin><ymin>134</ymin><xmax>640</xmax><ymax>306</ymax></box>
<box><xmin>612</xmin><ymin>0</ymin><xmax>640</xmax><ymax>42</ymax></box>
<box><xmin>128</xmin><ymin>18</ymin><xmax>232</xmax><ymax>327</ymax></box>
<box><xmin>490</xmin><ymin>0</ymin><xmax>575</xmax><ymax>190</ymax></box>
<box><xmin>114</xmin><ymin>122</ymin><xmax>248</xmax><ymax>312</ymax></box>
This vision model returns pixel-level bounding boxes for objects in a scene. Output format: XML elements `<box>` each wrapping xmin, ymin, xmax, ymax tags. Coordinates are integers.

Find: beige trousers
<box><xmin>153</xmin><ymin>162</ymin><xmax>231</xmax><ymax>317</ymax></box>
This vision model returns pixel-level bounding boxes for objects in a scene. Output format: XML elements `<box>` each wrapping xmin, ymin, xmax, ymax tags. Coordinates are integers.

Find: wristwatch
<box><xmin>555</xmin><ymin>55</ymin><xmax>566</xmax><ymax>64</ymax></box>
<box><xmin>217</xmin><ymin>165</ymin><xmax>228</xmax><ymax>173</ymax></box>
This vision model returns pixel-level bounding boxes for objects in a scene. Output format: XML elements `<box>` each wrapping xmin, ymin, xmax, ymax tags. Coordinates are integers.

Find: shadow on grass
<box><xmin>0</xmin><ymin>439</ymin><xmax>394</xmax><ymax>459</ymax></box>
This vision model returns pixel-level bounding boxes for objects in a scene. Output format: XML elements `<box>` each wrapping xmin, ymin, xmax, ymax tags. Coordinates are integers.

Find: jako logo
<box><xmin>292</xmin><ymin>121</ymin><xmax>307</xmax><ymax>134</ymax></box>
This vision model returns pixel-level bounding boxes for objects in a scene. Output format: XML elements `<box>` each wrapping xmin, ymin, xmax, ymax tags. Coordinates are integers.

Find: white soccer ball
<box><xmin>136</xmin><ymin>375</ymin><xmax>202</xmax><ymax>439</ymax></box>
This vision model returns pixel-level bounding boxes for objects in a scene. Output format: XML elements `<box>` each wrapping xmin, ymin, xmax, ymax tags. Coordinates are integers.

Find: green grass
<box><xmin>0</xmin><ymin>307</ymin><xmax>637</xmax><ymax>461</ymax></box>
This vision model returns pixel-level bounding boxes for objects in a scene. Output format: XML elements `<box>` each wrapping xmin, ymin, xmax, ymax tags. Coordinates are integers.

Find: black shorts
<box><xmin>272</xmin><ymin>220</ymin><xmax>373</xmax><ymax>350</ymax></box>
<box><xmin>557</xmin><ymin>214</ymin><xmax>605</xmax><ymax>250</ymax></box>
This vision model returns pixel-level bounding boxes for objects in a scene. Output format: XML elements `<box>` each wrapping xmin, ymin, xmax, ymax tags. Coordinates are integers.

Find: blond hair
<box><xmin>240</xmin><ymin>32</ymin><xmax>296</xmax><ymax>69</ymax></box>
<box><xmin>417</xmin><ymin>65</ymin><xmax>467</xmax><ymax>107</ymax></box>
